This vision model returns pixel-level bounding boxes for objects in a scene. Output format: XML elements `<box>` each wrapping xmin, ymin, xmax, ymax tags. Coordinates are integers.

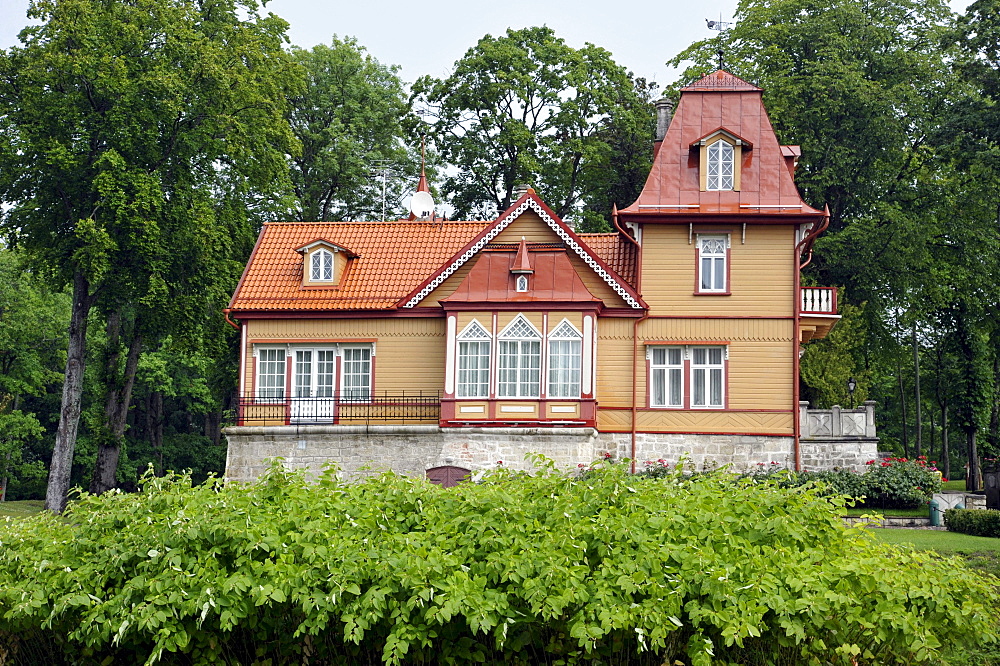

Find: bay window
<box><xmin>547</xmin><ymin>320</ymin><xmax>582</xmax><ymax>398</ymax></box>
<box><xmin>457</xmin><ymin>321</ymin><xmax>491</xmax><ymax>398</ymax></box>
<box><xmin>498</xmin><ymin>316</ymin><xmax>541</xmax><ymax>398</ymax></box>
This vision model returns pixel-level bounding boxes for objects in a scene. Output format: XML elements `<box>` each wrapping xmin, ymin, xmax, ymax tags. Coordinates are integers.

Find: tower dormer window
<box><xmin>311</xmin><ymin>249</ymin><xmax>334</xmax><ymax>281</ymax></box>
<box><xmin>516</xmin><ymin>275</ymin><xmax>528</xmax><ymax>292</ymax></box>
<box><xmin>706</xmin><ymin>139</ymin><xmax>735</xmax><ymax>191</ymax></box>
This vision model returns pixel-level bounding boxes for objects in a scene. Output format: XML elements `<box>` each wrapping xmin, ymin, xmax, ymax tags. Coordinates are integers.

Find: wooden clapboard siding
<box><xmin>595</xmin><ymin>327</ymin><xmax>637</xmax><ymax>405</ymax></box>
<box><xmin>597</xmin><ymin>408</ymin><xmax>793</xmax><ymax>434</ymax></box>
<box><xmin>243</xmin><ymin>319</ymin><xmax>446</xmax><ymax>396</ymax></box>
<box><xmin>637</xmin><ymin>317</ymin><xmax>793</xmax><ymax>342</ymax></box>
<box><xmin>728</xmin><ymin>340</ymin><xmax>793</xmax><ymax>409</ymax></box>
<box><xmin>640</xmin><ymin>224</ymin><xmax>796</xmax><ymax>315</ymax></box>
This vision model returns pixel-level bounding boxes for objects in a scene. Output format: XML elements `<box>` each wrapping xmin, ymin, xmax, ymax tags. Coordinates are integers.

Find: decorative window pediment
<box><xmin>692</xmin><ymin>128</ymin><xmax>749</xmax><ymax>192</ymax></box>
<box><xmin>294</xmin><ymin>239</ymin><xmax>357</xmax><ymax>286</ymax></box>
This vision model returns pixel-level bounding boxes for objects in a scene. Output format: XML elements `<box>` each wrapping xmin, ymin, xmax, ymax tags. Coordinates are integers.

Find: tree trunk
<box><xmin>943</xmin><ymin>402</ymin><xmax>950</xmax><ymax>482</ymax></box>
<box><xmin>897</xmin><ymin>358</ymin><xmax>909</xmax><ymax>458</ymax></box>
<box><xmin>990</xmin><ymin>352</ymin><xmax>1000</xmax><ymax>450</ymax></box>
<box><xmin>149</xmin><ymin>390</ymin><xmax>164</xmax><ymax>474</ymax></box>
<box><xmin>912</xmin><ymin>325</ymin><xmax>921</xmax><ymax>457</ymax></box>
<box><xmin>929</xmin><ymin>408</ymin><xmax>936</xmax><ymax>463</ymax></box>
<box><xmin>90</xmin><ymin>312</ymin><xmax>143</xmax><ymax>495</ymax></box>
<box><xmin>45</xmin><ymin>271</ymin><xmax>93</xmax><ymax>513</ymax></box>
<box><xmin>968</xmin><ymin>428</ymin><xmax>982</xmax><ymax>491</ymax></box>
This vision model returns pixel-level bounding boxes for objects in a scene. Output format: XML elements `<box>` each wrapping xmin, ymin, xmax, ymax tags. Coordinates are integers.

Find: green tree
<box><xmin>412</xmin><ymin>26</ymin><xmax>655</xmax><ymax>224</ymax></box>
<box><xmin>288</xmin><ymin>37</ymin><xmax>413</xmax><ymax>222</ymax></box>
<box><xmin>0</xmin><ymin>249</ymin><xmax>70</xmax><ymax>499</ymax></box>
<box><xmin>0</xmin><ymin>0</ymin><xmax>299</xmax><ymax>511</ymax></box>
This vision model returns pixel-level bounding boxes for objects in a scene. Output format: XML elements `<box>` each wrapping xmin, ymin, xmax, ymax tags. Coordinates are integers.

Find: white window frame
<box><xmin>697</xmin><ymin>234</ymin><xmax>729</xmax><ymax>293</ymax></box>
<box><xmin>456</xmin><ymin>321</ymin><xmax>491</xmax><ymax>398</ymax></box>
<box><xmin>340</xmin><ymin>345</ymin><xmax>373</xmax><ymax>402</ymax></box>
<box><xmin>691</xmin><ymin>346</ymin><xmax>726</xmax><ymax>408</ymax></box>
<box><xmin>497</xmin><ymin>316</ymin><xmax>542</xmax><ymax>398</ymax></box>
<box><xmin>547</xmin><ymin>319</ymin><xmax>582</xmax><ymax>399</ymax></box>
<box><xmin>648</xmin><ymin>346</ymin><xmax>684</xmax><ymax>408</ymax></box>
<box><xmin>515</xmin><ymin>275</ymin><xmax>529</xmax><ymax>292</ymax></box>
<box><xmin>706</xmin><ymin>139</ymin><xmax>735</xmax><ymax>191</ymax></box>
<box><xmin>310</xmin><ymin>248</ymin><xmax>335</xmax><ymax>281</ymax></box>
<box><xmin>255</xmin><ymin>347</ymin><xmax>287</xmax><ymax>402</ymax></box>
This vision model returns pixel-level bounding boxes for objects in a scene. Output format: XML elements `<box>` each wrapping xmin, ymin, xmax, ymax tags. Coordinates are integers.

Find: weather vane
<box><xmin>705</xmin><ymin>14</ymin><xmax>735</xmax><ymax>70</ymax></box>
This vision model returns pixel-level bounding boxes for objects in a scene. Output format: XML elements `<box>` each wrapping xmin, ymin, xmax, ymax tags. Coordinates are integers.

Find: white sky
<box><xmin>0</xmin><ymin>0</ymin><xmax>973</xmax><ymax>89</ymax></box>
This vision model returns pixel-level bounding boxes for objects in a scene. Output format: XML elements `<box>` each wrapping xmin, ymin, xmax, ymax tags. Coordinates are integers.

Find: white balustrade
<box><xmin>801</xmin><ymin>287</ymin><xmax>836</xmax><ymax>314</ymax></box>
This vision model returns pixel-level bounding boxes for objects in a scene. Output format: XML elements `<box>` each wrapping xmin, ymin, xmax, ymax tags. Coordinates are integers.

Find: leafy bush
<box><xmin>945</xmin><ymin>508</ymin><xmax>1000</xmax><ymax>537</ymax></box>
<box><xmin>0</xmin><ymin>462</ymin><xmax>996</xmax><ymax>665</ymax></box>
<box><xmin>859</xmin><ymin>456</ymin><xmax>942</xmax><ymax>509</ymax></box>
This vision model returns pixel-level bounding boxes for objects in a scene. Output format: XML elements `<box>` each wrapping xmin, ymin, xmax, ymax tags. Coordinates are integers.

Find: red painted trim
<box><xmin>598</xmin><ymin>406</ymin><xmax>792</xmax><ymax>413</ymax></box>
<box><xmin>641</xmin><ymin>315</ymin><xmax>794</xmax><ymax>320</ymax></box>
<box><xmin>644</xmin><ymin>340</ymin><xmax>731</xmax><ymax>346</ymax></box>
<box><xmin>444</xmin><ymin>302</ymin><xmax>602</xmax><ymax>312</ymax></box>
<box><xmin>598</xmin><ymin>429</ymin><xmax>794</xmax><ymax>437</ymax></box>
<box><xmin>284</xmin><ymin>352</ymin><xmax>293</xmax><ymax>426</ymax></box>
<box><xmin>693</xmin><ymin>246</ymin><xmax>700</xmax><ymax>293</ymax></box>
<box><xmin>228</xmin><ymin>226</ymin><xmax>268</xmax><ymax>309</ymax></box>
<box><xmin>618</xmin><ymin>213</ymin><xmax>826</xmax><ymax>226</ymax></box>
<box><xmin>249</xmin><ymin>338</ymin><xmax>377</xmax><ymax>344</ymax></box>
<box><xmin>683</xmin><ymin>359</ymin><xmax>691</xmax><ymax>409</ymax></box>
<box><xmin>230</xmin><ymin>309</ymin><xmax>442</xmax><ymax>319</ymax></box>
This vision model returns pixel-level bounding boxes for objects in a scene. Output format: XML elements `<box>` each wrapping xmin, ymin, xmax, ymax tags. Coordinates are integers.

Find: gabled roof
<box><xmin>399</xmin><ymin>191</ymin><xmax>645</xmax><ymax>310</ymax></box>
<box><xmin>577</xmin><ymin>233</ymin><xmax>638</xmax><ymax>288</ymax></box>
<box><xmin>442</xmin><ymin>246</ymin><xmax>600</xmax><ymax>304</ymax></box>
<box><xmin>620</xmin><ymin>69</ymin><xmax>823</xmax><ymax>221</ymax></box>
<box><xmin>228</xmin><ymin>221</ymin><xmax>489</xmax><ymax>312</ymax></box>
<box><xmin>293</xmin><ymin>239</ymin><xmax>357</xmax><ymax>257</ymax></box>
<box><xmin>690</xmin><ymin>126</ymin><xmax>753</xmax><ymax>150</ymax></box>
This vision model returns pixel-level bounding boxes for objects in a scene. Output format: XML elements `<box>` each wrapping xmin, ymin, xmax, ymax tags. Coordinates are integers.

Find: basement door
<box><xmin>426</xmin><ymin>466</ymin><xmax>471</xmax><ymax>488</ymax></box>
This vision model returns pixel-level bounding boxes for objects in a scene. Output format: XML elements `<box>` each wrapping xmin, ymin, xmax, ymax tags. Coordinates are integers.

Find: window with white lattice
<box><xmin>547</xmin><ymin>320</ymin><xmax>582</xmax><ymax>398</ymax></box>
<box><xmin>457</xmin><ymin>321</ymin><xmax>491</xmax><ymax>398</ymax></box>
<box><xmin>706</xmin><ymin>139</ymin><xmax>735</xmax><ymax>191</ymax></box>
<box><xmin>497</xmin><ymin>316</ymin><xmax>541</xmax><ymax>398</ymax></box>
<box><xmin>310</xmin><ymin>249</ymin><xmax>334</xmax><ymax>281</ymax></box>
<box><xmin>341</xmin><ymin>346</ymin><xmax>372</xmax><ymax>401</ymax></box>
<box><xmin>697</xmin><ymin>234</ymin><xmax>729</xmax><ymax>293</ymax></box>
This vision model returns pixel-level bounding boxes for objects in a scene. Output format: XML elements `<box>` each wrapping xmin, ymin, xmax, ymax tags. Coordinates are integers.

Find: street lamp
<box><xmin>847</xmin><ymin>377</ymin><xmax>857</xmax><ymax>409</ymax></box>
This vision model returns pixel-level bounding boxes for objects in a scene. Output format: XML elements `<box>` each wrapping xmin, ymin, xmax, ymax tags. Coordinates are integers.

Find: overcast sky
<box><xmin>1</xmin><ymin>0</ymin><xmax>974</xmax><ymax>89</ymax></box>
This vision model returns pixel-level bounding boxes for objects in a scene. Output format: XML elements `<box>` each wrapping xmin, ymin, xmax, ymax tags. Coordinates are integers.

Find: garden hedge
<box><xmin>0</xmin><ymin>460</ymin><xmax>995</xmax><ymax>665</ymax></box>
<box><xmin>945</xmin><ymin>507</ymin><xmax>1000</xmax><ymax>537</ymax></box>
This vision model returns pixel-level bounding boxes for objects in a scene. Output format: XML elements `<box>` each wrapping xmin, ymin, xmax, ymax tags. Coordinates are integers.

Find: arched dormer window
<box><xmin>311</xmin><ymin>249</ymin><xmax>334</xmax><ymax>281</ymax></box>
<box><xmin>706</xmin><ymin>139</ymin><xmax>735</xmax><ymax>191</ymax></box>
<box><xmin>694</xmin><ymin>129</ymin><xmax>749</xmax><ymax>192</ymax></box>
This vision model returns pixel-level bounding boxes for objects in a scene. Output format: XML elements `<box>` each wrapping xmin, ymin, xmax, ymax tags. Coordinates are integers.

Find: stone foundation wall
<box><xmin>799</xmin><ymin>437</ymin><xmax>879</xmax><ymax>472</ymax></box>
<box><xmin>224</xmin><ymin>426</ymin><xmax>878</xmax><ymax>482</ymax></box>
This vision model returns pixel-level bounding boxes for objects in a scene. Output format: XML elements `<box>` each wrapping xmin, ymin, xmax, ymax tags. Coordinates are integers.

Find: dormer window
<box><xmin>694</xmin><ymin>128</ymin><xmax>749</xmax><ymax>192</ymax></box>
<box><xmin>311</xmin><ymin>249</ymin><xmax>334</xmax><ymax>281</ymax></box>
<box><xmin>295</xmin><ymin>239</ymin><xmax>357</xmax><ymax>287</ymax></box>
<box><xmin>706</xmin><ymin>139</ymin><xmax>735</xmax><ymax>191</ymax></box>
<box><xmin>516</xmin><ymin>275</ymin><xmax>529</xmax><ymax>292</ymax></box>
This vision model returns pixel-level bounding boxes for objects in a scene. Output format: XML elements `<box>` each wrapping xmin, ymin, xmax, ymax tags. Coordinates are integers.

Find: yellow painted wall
<box><xmin>244</xmin><ymin>318</ymin><xmax>445</xmax><ymax>396</ymax></box>
<box><xmin>597</xmin><ymin>408</ymin><xmax>793</xmax><ymax>434</ymax></box>
<box><xmin>594</xmin><ymin>316</ymin><xmax>794</xmax><ymax>426</ymax></box>
<box><xmin>640</xmin><ymin>224</ymin><xmax>796</xmax><ymax>315</ymax></box>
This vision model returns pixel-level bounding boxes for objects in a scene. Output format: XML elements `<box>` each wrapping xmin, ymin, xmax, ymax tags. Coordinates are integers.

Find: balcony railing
<box><xmin>800</xmin><ymin>286</ymin><xmax>837</xmax><ymax>315</ymax></box>
<box><xmin>236</xmin><ymin>391</ymin><xmax>442</xmax><ymax>426</ymax></box>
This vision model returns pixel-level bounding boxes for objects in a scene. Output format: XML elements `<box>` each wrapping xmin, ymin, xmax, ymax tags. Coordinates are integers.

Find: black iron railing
<box><xmin>235</xmin><ymin>391</ymin><xmax>441</xmax><ymax>426</ymax></box>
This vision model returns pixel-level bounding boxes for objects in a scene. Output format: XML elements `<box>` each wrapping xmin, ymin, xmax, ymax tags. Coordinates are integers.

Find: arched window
<box><xmin>497</xmin><ymin>316</ymin><xmax>541</xmax><ymax>398</ymax></box>
<box><xmin>311</xmin><ymin>249</ymin><xmax>334</xmax><ymax>281</ymax></box>
<box><xmin>516</xmin><ymin>275</ymin><xmax>529</xmax><ymax>292</ymax></box>
<box><xmin>547</xmin><ymin>320</ymin><xmax>582</xmax><ymax>398</ymax></box>
<box><xmin>706</xmin><ymin>139</ymin><xmax>735</xmax><ymax>191</ymax></box>
<box><xmin>457</xmin><ymin>321</ymin><xmax>491</xmax><ymax>398</ymax></box>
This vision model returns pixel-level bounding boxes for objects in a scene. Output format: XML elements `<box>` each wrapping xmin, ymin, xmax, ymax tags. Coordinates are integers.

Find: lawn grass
<box><xmin>942</xmin><ymin>479</ymin><xmax>968</xmax><ymax>491</ymax></box>
<box><xmin>872</xmin><ymin>527</ymin><xmax>1000</xmax><ymax>553</ymax></box>
<box><xmin>0</xmin><ymin>500</ymin><xmax>45</xmax><ymax>519</ymax></box>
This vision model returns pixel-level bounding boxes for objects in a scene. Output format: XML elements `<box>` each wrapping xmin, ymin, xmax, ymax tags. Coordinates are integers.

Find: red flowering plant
<box><xmin>860</xmin><ymin>456</ymin><xmax>942</xmax><ymax>509</ymax></box>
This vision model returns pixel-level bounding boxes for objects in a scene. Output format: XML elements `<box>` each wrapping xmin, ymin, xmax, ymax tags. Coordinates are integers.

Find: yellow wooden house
<box><xmin>223</xmin><ymin>70</ymin><xmax>872</xmax><ymax>484</ymax></box>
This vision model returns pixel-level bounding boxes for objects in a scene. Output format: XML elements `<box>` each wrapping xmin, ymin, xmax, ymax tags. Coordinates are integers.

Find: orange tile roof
<box><xmin>229</xmin><ymin>221</ymin><xmax>489</xmax><ymax>311</ymax></box>
<box><xmin>578</xmin><ymin>233</ymin><xmax>638</xmax><ymax>288</ymax></box>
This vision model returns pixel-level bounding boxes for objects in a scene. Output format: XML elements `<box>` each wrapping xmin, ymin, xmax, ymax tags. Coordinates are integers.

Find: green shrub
<box><xmin>945</xmin><ymin>508</ymin><xmax>1000</xmax><ymax>537</ymax></box>
<box><xmin>0</xmin><ymin>462</ymin><xmax>995</xmax><ymax>665</ymax></box>
<box><xmin>859</xmin><ymin>457</ymin><xmax>942</xmax><ymax>508</ymax></box>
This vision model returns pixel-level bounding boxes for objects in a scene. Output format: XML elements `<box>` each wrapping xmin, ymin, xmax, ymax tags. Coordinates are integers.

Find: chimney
<box><xmin>654</xmin><ymin>97</ymin><xmax>674</xmax><ymax>142</ymax></box>
<box><xmin>512</xmin><ymin>183</ymin><xmax>531</xmax><ymax>200</ymax></box>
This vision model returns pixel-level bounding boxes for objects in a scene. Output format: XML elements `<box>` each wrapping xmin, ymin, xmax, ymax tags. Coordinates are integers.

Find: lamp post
<box><xmin>847</xmin><ymin>377</ymin><xmax>857</xmax><ymax>409</ymax></box>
